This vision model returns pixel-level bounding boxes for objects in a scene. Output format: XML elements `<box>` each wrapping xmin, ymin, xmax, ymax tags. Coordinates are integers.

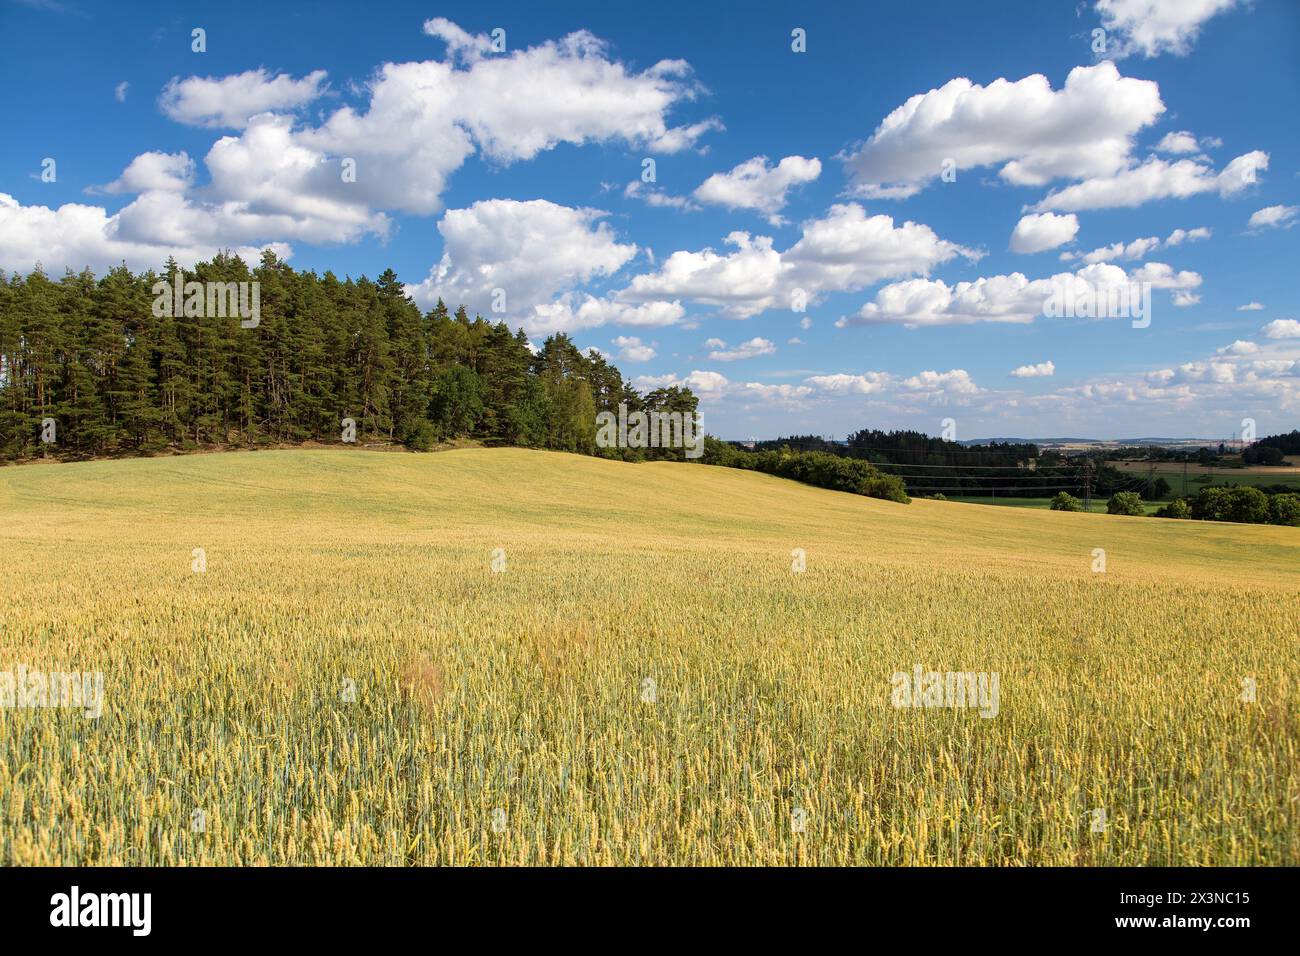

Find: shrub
<box><xmin>1242</xmin><ymin>444</ymin><xmax>1285</xmax><ymax>466</ymax></box>
<box><xmin>1191</xmin><ymin>485</ymin><xmax>1270</xmax><ymax>523</ymax></box>
<box><xmin>1050</xmin><ymin>492</ymin><xmax>1083</xmax><ymax>512</ymax></box>
<box><xmin>700</xmin><ymin>435</ymin><xmax>743</xmax><ymax>467</ymax></box>
<box><xmin>859</xmin><ymin>471</ymin><xmax>911</xmax><ymax>504</ymax></box>
<box><xmin>1226</xmin><ymin>486</ymin><xmax>1270</xmax><ymax>523</ymax></box>
<box><xmin>697</xmin><ymin>443</ymin><xmax>909</xmax><ymax>503</ymax></box>
<box><xmin>930</xmin><ymin>493</ymin><xmax>947</xmax><ymax>501</ymax></box>
<box><xmin>1269</xmin><ymin>492</ymin><xmax>1300</xmax><ymax>526</ymax></box>
<box><xmin>1107</xmin><ymin>491</ymin><xmax>1146</xmax><ymax>516</ymax></box>
<box><xmin>404</xmin><ymin>420</ymin><xmax>437</xmax><ymax>452</ymax></box>
<box><xmin>1154</xmin><ymin>498</ymin><xmax>1191</xmax><ymax>519</ymax></box>
<box><xmin>1190</xmin><ymin>486</ymin><xmax>1230</xmax><ymax>521</ymax></box>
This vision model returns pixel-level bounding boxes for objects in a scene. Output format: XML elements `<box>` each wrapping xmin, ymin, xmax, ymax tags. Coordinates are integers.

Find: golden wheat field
<box><xmin>0</xmin><ymin>448</ymin><xmax>1296</xmax><ymax>865</ymax></box>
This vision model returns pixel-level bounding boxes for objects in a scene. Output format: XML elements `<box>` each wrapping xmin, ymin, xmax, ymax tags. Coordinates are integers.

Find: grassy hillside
<box><xmin>1</xmin><ymin>448</ymin><xmax>1296</xmax><ymax>865</ymax></box>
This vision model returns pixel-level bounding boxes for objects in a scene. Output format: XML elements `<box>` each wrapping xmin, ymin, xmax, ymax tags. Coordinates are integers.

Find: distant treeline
<box><xmin>1110</xmin><ymin>437</ymin><xmax>1297</xmax><ymax>466</ymax></box>
<box><xmin>736</xmin><ymin>431</ymin><xmax>1169</xmax><ymax>500</ymax></box>
<box><xmin>1174</xmin><ymin>486</ymin><xmax>1299</xmax><ymax>525</ymax></box>
<box><xmin>1248</xmin><ymin>431</ymin><xmax>1300</xmax><ymax>463</ymax></box>
<box><xmin>750</xmin><ymin>430</ymin><xmax>1039</xmax><ymax>466</ymax></box>
<box><xmin>1107</xmin><ymin>444</ymin><xmax>1226</xmax><ymax>462</ymax></box>
<box><xmin>1048</xmin><ymin>486</ymin><xmax>1300</xmax><ymax>525</ymax></box>
<box><xmin>0</xmin><ymin>253</ymin><xmax>698</xmax><ymax>461</ymax></box>
<box><xmin>700</xmin><ymin>438</ymin><xmax>910</xmax><ymax>503</ymax></box>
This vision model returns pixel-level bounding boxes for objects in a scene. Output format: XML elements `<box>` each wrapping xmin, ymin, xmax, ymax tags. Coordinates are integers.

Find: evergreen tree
<box><xmin>0</xmin><ymin>257</ymin><xmax>694</xmax><ymax>463</ymax></box>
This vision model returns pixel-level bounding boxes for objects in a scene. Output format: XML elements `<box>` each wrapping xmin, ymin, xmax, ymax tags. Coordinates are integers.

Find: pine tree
<box><xmin>0</xmin><ymin>257</ymin><xmax>693</xmax><ymax>462</ymax></box>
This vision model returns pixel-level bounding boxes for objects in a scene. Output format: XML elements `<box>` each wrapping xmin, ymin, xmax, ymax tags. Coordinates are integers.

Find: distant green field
<box><xmin>947</xmin><ymin>496</ymin><xmax>1164</xmax><ymax>515</ymax></box>
<box><xmin>949</xmin><ymin>465</ymin><xmax>1300</xmax><ymax>515</ymax></box>
<box><xmin>1171</xmin><ymin>472</ymin><xmax>1300</xmax><ymax>494</ymax></box>
<box><xmin>1109</xmin><ymin>461</ymin><xmax>1300</xmax><ymax>496</ymax></box>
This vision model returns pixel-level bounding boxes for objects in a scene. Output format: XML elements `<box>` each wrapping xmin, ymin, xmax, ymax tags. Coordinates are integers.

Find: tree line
<box><xmin>734</xmin><ymin>431</ymin><xmax>1171</xmax><ymax>499</ymax></box>
<box><xmin>1245</xmin><ymin>430</ymin><xmax>1300</xmax><ymax>464</ymax></box>
<box><xmin>1048</xmin><ymin>487</ymin><xmax>1300</xmax><ymax>525</ymax></box>
<box><xmin>699</xmin><ymin>438</ymin><xmax>910</xmax><ymax>503</ymax></box>
<box><xmin>0</xmin><ymin>252</ymin><xmax>699</xmax><ymax>462</ymax></box>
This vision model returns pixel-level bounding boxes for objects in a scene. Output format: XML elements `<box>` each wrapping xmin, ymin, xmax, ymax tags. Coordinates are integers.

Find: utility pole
<box><xmin>1183</xmin><ymin>457</ymin><xmax>1188</xmax><ymax>498</ymax></box>
<box><xmin>1083</xmin><ymin>458</ymin><xmax>1094</xmax><ymax>512</ymax></box>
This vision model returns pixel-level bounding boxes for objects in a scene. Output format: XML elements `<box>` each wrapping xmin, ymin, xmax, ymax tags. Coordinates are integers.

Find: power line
<box><xmin>882</xmin><ymin>473</ymin><xmax>1085</xmax><ymax>480</ymax></box>
<box><xmin>731</xmin><ymin>436</ymin><xmax>1167</xmax><ymax>498</ymax></box>
<box><xmin>869</xmin><ymin>460</ymin><xmax>1061</xmax><ymax>471</ymax></box>
<box><xmin>748</xmin><ymin>438</ymin><xmax>1049</xmax><ymax>458</ymax></box>
<box><xmin>915</xmin><ymin>485</ymin><xmax>1085</xmax><ymax>493</ymax></box>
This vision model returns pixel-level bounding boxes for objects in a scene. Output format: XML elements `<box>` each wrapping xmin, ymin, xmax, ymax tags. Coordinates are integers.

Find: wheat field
<box><xmin>0</xmin><ymin>448</ymin><xmax>1296</xmax><ymax>865</ymax></box>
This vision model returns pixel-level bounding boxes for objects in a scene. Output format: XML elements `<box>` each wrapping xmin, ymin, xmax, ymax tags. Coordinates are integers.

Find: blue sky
<box><xmin>2</xmin><ymin>0</ymin><xmax>1297</xmax><ymax>439</ymax></box>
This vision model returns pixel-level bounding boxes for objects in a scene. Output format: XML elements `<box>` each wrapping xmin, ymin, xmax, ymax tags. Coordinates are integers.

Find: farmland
<box><xmin>1</xmin><ymin>449</ymin><xmax>1297</xmax><ymax>865</ymax></box>
<box><xmin>1108</xmin><ymin>459</ymin><xmax>1300</xmax><ymax>496</ymax></box>
<box><xmin>946</xmin><ymin>460</ymin><xmax>1300</xmax><ymax>514</ymax></box>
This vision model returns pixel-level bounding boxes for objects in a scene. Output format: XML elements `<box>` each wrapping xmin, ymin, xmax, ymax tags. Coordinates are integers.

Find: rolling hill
<box><xmin>1</xmin><ymin>449</ymin><xmax>1296</xmax><ymax>865</ymax></box>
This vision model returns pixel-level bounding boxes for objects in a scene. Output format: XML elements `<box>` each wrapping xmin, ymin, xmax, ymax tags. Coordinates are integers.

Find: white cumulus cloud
<box><xmin>1010</xmin><ymin>361</ymin><xmax>1056</xmax><ymax>378</ymax></box>
<box><xmin>99</xmin><ymin>151</ymin><xmax>195</xmax><ymax>194</ymax></box>
<box><xmin>634</xmin><ymin>370</ymin><xmax>730</xmax><ymax>395</ymax></box>
<box><xmin>1247</xmin><ymin>204</ymin><xmax>1298</xmax><ymax>231</ymax></box>
<box><xmin>900</xmin><ymin>369</ymin><xmax>982</xmax><ymax>396</ymax></box>
<box><xmin>1216</xmin><ymin>340</ymin><xmax>1259</xmax><ymax>355</ymax></box>
<box><xmin>160</xmin><ymin>68</ymin><xmax>329</xmax><ymax>128</ymax></box>
<box><xmin>838</xmin><ymin>261</ymin><xmax>1200</xmax><ymax>328</ymax></box>
<box><xmin>0</xmin><ymin>192</ymin><xmax>290</xmax><ymax>275</ymax></box>
<box><xmin>60</xmin><ymin>20</ymin><xmax>724</xmax><ymax>269</ymax></box>
<box><xmin>405</xmin><ymin>199</ymin><xmax>645</xmax><ymax>333</ymax></box>
<box><xmin>618</xmin><ymin>203</ymin><xmax>976</xmax><ymax>319</ymax></box>
<box><xmin>1095</xmin><ymin>0</ymin><xmax>1241</xmax><ymax>59</ymax></box>
<box><xmin>707</xmin><ymin>337</ymin><xmax>776</xmax><ymax>361</ymax></box>
<box><xmin>1262</xmin><ymin>319</ymin><xmax>1300</xmax><ymax>339</ymax></box>
<box><xmin>1063</xmin><ymin>225</ymin><xmax>1209</xmax><ymax>263</ymax></box>
<box><xmin>1153</xmin><ymin>130</ymin><xmax>1200</xmax><ymax>154</ymax></box>
<box><xmin>692</xmin><ymin>155</ymin><xmax>821</xmax><ymax>223</ymax></box>
<box><xmin>805</xmin><ymin>373</ymin><xmax>891</xmax><ymax>394</ymax></box>
<box><xmin>841</xmin><ymin>62</ymin><xmax>1164</xmax><ymax>199</ymax></box>
<box><xmin>1010</xmin><ymin>212</ymin><xmax>1079</xmax><ymax>253</ymax></box>
<box><xmin>612</xmin><ymin>336</ymin><xmax>657</xmax><ymax>362</ymax></box>
<box><xmin>1034</xmin><ymin>151</ymin><xmax>1268</xmax><ymax>212</ymax></box>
